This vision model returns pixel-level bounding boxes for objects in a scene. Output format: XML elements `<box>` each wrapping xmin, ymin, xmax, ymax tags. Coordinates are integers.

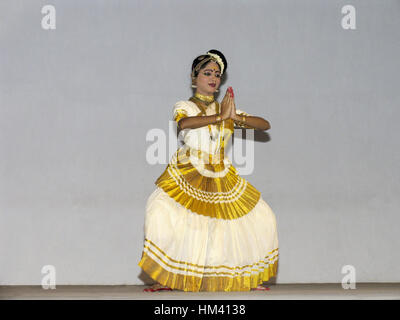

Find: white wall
<box><xmin>1</xmin><ymin>0</ymin><xmax>399</xmax><ymax>284</ymax></box>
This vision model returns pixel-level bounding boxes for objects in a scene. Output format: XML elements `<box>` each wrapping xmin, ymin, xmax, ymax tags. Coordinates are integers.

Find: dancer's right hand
<box><xmin>220</xmin><ymin>88</ymin><xmax>233</xmax><ymax>120</ymax></box>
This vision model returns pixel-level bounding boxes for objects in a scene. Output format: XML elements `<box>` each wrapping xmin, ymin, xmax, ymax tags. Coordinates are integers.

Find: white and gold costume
<box><xmin>138</xmin><ymin>96</ymin><xmax>279</xmax><ymax>291</ymax></box>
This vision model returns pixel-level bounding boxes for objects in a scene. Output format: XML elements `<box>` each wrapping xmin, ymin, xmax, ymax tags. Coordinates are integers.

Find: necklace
<box><xmin>188</xmin><ymin>97</ymin><xmax>225</xmax><ymax>151</ymax></box>
<box><xmin>193</xmin><ymin>92</ymin><xmax>215</xmax><ymax>106</ymax></box>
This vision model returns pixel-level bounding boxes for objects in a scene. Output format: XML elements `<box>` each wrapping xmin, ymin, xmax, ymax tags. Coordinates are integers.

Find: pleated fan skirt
<box><xmin>138</xmin><ymin>148</ymin><xmax>279</xmax><ymax>291</ymax></box>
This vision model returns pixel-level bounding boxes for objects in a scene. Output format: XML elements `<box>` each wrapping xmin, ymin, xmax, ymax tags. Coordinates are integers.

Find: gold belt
<box><xmin>186</xmin><ymin>147</ymin><xmax>225</xmax><ymax>165</ymax></box>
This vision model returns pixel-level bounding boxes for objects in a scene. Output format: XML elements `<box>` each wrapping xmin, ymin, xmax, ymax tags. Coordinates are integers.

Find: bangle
<box><xmin>235</xmin><ymin>114</ymin><xmax>247</xmax><ymax>128</ymax></box>
<box><xmin>215</xmin><ymin>114</ymin><xmax>222</xmax><ymax>122</ymax></box>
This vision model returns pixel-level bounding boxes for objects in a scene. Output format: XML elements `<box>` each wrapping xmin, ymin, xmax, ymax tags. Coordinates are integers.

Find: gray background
<box><xmin>1</xmin><ymin>0</ymin><xmax>399</xmax><ymax>285</ymax></box>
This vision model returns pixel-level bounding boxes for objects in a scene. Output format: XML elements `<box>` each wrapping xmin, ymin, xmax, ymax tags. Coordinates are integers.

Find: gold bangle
<box><xmin>241</xmin><ymin>115</ymin><xmax>246</xmax><ymax>123</ymax></box>
<box><xmin>215</xmin><ymin>114</ymin><xmax>222</xmax><ymax>122</ymax></box>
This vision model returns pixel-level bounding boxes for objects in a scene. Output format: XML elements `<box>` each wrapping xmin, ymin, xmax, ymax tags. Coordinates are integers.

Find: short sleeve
<box><xmin>234</xmin><ymin>108</ymin><xmax>253</xmax><ymax>129</ymax></box>
<box><xmin>173</xmin><ymin>101</ymin><xmax>198</xmax><ymax>124</ymax></box>
<box><xmin>174</xmin><ymin>109</ymin><xmax>188</xmax><ymax>123</ymax></box>
<box><xmin>173</xmin><ymin>102</ymin><xmax>187</xmax><ymax>123</ymax></box>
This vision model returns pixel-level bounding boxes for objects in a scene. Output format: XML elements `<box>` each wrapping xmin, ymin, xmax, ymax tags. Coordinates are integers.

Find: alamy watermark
<box><xmin>41</xmin><ymin>264</ymin><xmax>56</xmax><ymax>289</ymax></box>
<box><xmin>146</xmin><ymin>121</ymin><xmax>256</xmax><ymax>175</ymax></box>
<box><xmin>341</xmin><ymin>264</ymin><xmax>356</xmax><ymax>289</ymax></box>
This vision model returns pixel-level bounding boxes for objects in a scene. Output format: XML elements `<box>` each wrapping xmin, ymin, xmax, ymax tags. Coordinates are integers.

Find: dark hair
<box><xmin>191</xmin><ymin>49</ymin><xmax>228</xmax><ymax>78</ymax></box>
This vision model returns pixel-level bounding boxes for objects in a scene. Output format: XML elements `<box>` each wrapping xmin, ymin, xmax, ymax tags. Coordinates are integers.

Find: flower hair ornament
<box><xmin>206</xmin><ymin>51</ymin><xmax>225</xmax><ymax>75</ymax></box>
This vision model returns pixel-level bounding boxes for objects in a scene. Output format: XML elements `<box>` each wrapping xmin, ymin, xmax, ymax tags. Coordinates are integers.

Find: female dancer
<box><xmin>139</xmin><ymin>49</ymin><xmax>279</xmax><ymax>292</ymax></box>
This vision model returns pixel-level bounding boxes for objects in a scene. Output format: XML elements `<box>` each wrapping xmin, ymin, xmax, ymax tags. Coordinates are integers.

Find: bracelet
<box><xmin>215</xmin><ymin>114</ymin><xmax>222</xmax><ymax>122</ymax></box>
<box><xmin>234</xmin><ymin>114</ymin><xmax>247</xmax><ymax>128</ymax></box>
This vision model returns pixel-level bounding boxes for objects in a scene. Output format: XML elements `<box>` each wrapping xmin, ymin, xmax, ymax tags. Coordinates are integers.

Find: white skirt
<box><xmin>138</xmin><ymin>185</ymin><xmax>279</xmax><ymax>292</ymax></box>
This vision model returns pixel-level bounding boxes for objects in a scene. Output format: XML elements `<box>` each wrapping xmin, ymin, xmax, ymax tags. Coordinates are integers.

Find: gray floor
<box><xmin>0</xmin><ymin>283</ymin><xmax>399</xmax><ymax>300</ymax></box>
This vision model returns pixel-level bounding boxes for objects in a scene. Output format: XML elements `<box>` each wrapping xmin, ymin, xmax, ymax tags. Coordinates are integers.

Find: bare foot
<box><xmin>252</xmin><ymin>285</ymin><xmax>270</xmax><ymax>291</ymax></box>
<box><xmin>143</xmin><ymin>283</ymin><xmax>173</xmax><ymax>292</ymax></box>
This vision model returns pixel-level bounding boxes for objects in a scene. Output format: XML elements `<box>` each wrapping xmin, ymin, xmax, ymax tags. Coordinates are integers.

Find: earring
<box><xmin>191</xmin><ymin>77</ymin><xmax>197</xmax><ymax>88</ymax></box>
<box><xmin>215</xmin><ymin>89</ymin><xmax>219</xmax><ymax>92</ymax></box>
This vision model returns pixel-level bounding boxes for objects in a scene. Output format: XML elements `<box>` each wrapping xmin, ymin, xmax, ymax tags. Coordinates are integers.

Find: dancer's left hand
<box><xmin>229</xmin><ymin>91</ymin><xmax>237</xmax><ymax>119</ymax></box>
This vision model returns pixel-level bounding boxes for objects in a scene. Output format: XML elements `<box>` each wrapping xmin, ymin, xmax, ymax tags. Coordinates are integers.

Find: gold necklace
<box><xmin>193</xmin><ymin>92</ymin><xmax>215</xmax><ymax>106</ymax></box>
<box><xmin>189</xmin><ymin>97</ymin><xmax>223</xmax><ymax>142</ymax></box>
<box><xmin>188</xmin><ymin>97</ymin><xmax>225</xmax><ymax>163</ymax></box>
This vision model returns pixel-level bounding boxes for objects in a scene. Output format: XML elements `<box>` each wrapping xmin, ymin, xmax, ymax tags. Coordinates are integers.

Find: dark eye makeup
<box><xmin>203</xmin><ymin>72</ymin><xmax>221</xmax><ymax>78</ymax></box>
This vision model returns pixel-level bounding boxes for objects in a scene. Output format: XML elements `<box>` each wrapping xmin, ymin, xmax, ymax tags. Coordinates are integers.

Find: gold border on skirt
<box><xmin>139</xmin><ymin>251</ymin><xmax>278</xmax><ymax>292</ymax></box>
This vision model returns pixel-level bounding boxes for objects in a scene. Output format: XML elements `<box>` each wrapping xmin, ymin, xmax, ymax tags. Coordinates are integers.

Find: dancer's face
<box><xmin>194</xmin><ymin>61</ymin><xmax>221</xmax><ymax>96</ymax></box>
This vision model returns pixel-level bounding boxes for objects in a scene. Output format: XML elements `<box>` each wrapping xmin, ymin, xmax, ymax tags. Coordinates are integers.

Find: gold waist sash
<box><xmin>186</xmin><ymin>147</ymin><xmax>225</xmax><ymax>165</ymax></box>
